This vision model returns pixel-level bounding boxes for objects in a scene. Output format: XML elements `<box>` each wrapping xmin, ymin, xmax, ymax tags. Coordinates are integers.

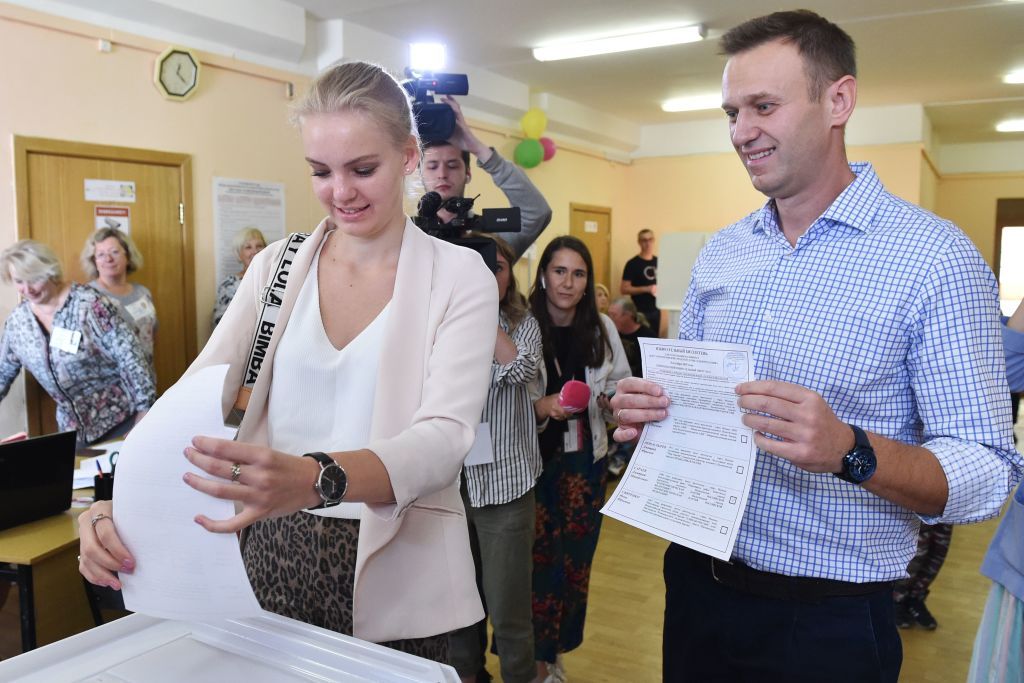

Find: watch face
<box><xmin>846</xmin><ymin>449</ymin><xmax>877</xmax><ymax>483</ymax></box>
<box><xmin>318</xmin><ymin>465</ymin><xmax>347</xmax><ymax>502</ymax></box>
<box><xmin>159</xmin><ymin>51</ymin><xmax>198</xmax><ymax>97</ymax></box>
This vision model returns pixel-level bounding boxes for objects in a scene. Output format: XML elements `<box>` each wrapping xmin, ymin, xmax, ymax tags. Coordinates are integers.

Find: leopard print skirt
<box><xmin>241</xmin><ymin>512</ymin><xmax>449</xmax><ymax>664</ymax></box>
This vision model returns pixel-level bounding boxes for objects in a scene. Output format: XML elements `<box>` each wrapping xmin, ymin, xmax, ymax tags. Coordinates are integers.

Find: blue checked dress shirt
<box><xmin>678</xmin><ymin>162</ymin><xmax>1023</xmax><ymax>582</ymax></box>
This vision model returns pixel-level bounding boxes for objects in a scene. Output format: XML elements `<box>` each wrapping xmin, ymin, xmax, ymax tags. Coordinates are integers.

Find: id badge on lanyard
<box><xmin>563</xmin><ymin>416</ymin><xmax>585</xmax><ymax>453</ymax></box>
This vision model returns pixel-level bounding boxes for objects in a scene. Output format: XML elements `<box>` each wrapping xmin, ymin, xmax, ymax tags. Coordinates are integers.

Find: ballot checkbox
<box><xmin>720</xmin><ymin>526</ymin><xmax>728</xmax><ymax>534</ymax></box>
<box><xmin>740</xmin><ymin>435</ymin><xmax>748</xmax><ymax>444</ymax></box>
<box><xmin>736</xmin><ymin>465</ymin><xmax>744</xmax><ymax>474</ymax></box>
<box><xmin>729</xmin><ymin>496</ymin><xmax>737</xmax><ymax>504</ymax></box>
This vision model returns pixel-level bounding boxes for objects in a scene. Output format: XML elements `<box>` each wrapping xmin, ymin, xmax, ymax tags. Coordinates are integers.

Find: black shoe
<box><xmin>903</xmin><ymin>597</ymin><xmax>938</xmax><ymax>630</ymax></box>
<box><xmin>894</xmin><ymin>600</ymin><xmax>914</xmax><ymax>629</ymax></box>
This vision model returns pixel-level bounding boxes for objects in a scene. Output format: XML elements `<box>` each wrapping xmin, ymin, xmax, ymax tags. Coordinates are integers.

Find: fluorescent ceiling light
<box><xmin>996</xmin><ymin>119</ymin><xmax>1024</xmax><ymax>133</ymax></box>
<box><xmin>410</xmin><ymin>43</ymin><xmax>445</xmax><ymax>72</ymax></box>
<box><xmin>1005</xmin><ymin>70</ymin><xmax>1024</xmax><ymax>84</ymax></box>
<box><xmin>662</xmin><ymin>94</ymin><xmax>721</xmax><ymax>112</ymax></box>
<box><xmin>533</xmin><ymin>24</ymin><xmax>705</xmax><ymax>62</ymax></box>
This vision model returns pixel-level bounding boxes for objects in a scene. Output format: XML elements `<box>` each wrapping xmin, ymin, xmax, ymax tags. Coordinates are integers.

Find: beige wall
<box><xmin>935</xmin><ymin>174</ymin><xmax>1024</xmax><ymax>269</ymax></box>
<box><xmin>0</xmin><ymin>5</ymin><xmax>320</xmax><ymax>337</ymax></box>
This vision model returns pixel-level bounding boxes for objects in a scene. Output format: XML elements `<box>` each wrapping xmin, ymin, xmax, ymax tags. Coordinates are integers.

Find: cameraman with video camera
<box><xmin>421</xmin><ymin>95</ymin><xmax>552</xmax><ymax>263</ymax></box>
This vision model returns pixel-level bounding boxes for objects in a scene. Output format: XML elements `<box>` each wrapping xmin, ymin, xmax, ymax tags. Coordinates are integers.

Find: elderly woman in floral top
<box><xmin>0</xmin><ymin>240</ymin><xmax>155</xmax><ymax>446</ymax></box>
<box><xmin>211</xmin><ymin>227</ymin><xmax>267</xmax><ymax>328</ymax></box>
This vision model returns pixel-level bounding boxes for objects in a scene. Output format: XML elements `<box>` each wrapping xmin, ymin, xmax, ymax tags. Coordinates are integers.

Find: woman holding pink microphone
<box><xmin>528</xmin><ymin>236</ymin><xmax>630</xmax><ymax>682</ymax></box>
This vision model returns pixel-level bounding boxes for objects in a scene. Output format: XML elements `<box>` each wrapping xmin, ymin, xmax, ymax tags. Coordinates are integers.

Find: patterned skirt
<box><xmin>241</xmin><ymin>512</ymin><xmax>449</xmax><ymax>663</ymax></box>
<box><xmin>531</xmin><ymin>439</ymin><xmax>607</xmax><ymax>663</ymax></box>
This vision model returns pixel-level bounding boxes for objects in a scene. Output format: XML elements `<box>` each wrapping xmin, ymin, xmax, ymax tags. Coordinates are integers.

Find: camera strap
<box><xmin>226</xmin><ymin>231</ymin><xmax>310</xmax><ymax>427</ymax></box>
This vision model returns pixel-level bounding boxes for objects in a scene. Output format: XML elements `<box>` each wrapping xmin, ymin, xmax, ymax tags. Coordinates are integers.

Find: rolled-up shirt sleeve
<box><xmin>910</xmin><ymin>238</ymin><xmax>1023</xmax><ymax>524</ymax></box>
<box><xmin>492</xmin><ymin>315</ymin><xmax>542</xmax><ymax>388</ymax></box>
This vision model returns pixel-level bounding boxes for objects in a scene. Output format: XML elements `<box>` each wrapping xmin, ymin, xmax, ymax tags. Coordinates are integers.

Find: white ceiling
<box><xmin>288</xmin><ymin>0</ymin><xmax>1024</xmax><ymax>145</ymax></box>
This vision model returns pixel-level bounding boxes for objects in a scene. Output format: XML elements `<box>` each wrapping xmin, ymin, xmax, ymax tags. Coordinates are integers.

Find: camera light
<box><xmin>1004</xmin><ymin>70</ymin><xmax>1024</xmax><ymax>84</ymax></box>
<box><xmin>661</xmin><ymin>94</ymin><xmax>722</xmax><ymax>113</ymax></box>
<box><xmin>410</xmin><ymin>43</ymin><xmax>446</xmax><ymax>72</ymax></box>
<box><xmin>533</xmin><ymin>24</ymin><xmax>705</xmax><ymax>62</ymax></box>
<box><xmin>996</xmin><ymin>118</ymin><xmax>1024</xmax><ymax>133</ymax></box>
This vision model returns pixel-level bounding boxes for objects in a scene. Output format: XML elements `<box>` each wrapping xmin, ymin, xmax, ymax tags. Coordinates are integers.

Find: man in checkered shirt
<box><xmin>611</xmin><ymin>10</ymin><xmax>1023</xmax><ymax>683</ymax></box>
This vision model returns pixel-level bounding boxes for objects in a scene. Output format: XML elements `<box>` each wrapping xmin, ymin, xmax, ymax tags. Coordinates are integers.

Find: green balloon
<box><xmin>514</xmin><ymin>139</ymin><xmax>544</xmax><ymax>168</ymax></box>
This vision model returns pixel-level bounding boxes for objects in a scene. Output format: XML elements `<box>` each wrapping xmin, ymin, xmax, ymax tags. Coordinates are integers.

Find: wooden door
<box><xmin>14</xmin><ymin>137</ymin><xmax>196</xmax><ymax>435</ymax></box>
<box><xmin>569</xmin><ymin>204</ymin><xmax>612</xmax><ymax>290</ymax></box>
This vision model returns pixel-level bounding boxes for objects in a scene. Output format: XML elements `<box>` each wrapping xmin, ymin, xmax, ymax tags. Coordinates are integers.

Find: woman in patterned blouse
<box><xmin>0</xmin><ymin>240</ymin><xmax>156</xmax><ymax>446</ymax></box>
<box><xmin>82</xmin><ymin>228</ymin><xmax>158</xmax><ymax>375</ymax></box>
<box><xmin>211</xmin><ymin>227</ymin><xmax>267</xmax><ymax>328</ymax></box>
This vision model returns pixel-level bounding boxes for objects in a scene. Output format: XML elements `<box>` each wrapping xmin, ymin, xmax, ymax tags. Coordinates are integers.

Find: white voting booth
<box><xmin>0</xmin><ymin>610</ymin><xmax>458</xmax><ymax>682</ymax></box>
<box><xmin>655</xmin><ymin>231</ymin><xmax>717</xmax><ymax>339</ymax></box>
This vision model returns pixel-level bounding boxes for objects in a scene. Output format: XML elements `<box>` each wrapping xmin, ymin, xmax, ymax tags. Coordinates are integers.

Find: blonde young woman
<box><xmin>79</xmin><ymin>61</ymin><xmax>498</xmax><ymax>662</ymax></box>
<box><xmin>0</xmin><ymin>240</ymin><xmax>154</xmax><ymax>446</ymax></box>
<box><xmin>82</xmin><ymin>228</ymin><xmax>157</xmax><ymax>372</ymax></box>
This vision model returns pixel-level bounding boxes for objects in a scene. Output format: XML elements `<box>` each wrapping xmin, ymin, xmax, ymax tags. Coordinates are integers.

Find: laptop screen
<box><xmin>0</xmin><ymin>431</ymin><xmax>77</xmax><ymax>531</ymax></box>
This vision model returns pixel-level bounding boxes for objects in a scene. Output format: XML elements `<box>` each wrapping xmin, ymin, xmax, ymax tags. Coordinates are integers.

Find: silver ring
<box><xmin>90</xmin><ymin>512</ymin><xmax>112</xmax><ymax>529</ymax></box>
<box><xmin>230</xmin><ymin>463</ymin><xmax>242</xmax><ymax>483</ymax></box>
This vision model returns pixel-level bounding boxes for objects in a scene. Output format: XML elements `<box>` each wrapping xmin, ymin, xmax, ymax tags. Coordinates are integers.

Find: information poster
<box><xmin>213</xmin><ymin>178</ymin><xmax>286</xmax><ymax>287</ymax></box>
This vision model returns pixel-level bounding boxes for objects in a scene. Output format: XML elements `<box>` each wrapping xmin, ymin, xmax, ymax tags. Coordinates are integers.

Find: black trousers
<box><xmin>662</xmin><ymin>544</ymin><xmax>902</xmax><ymax>683</ymax></box>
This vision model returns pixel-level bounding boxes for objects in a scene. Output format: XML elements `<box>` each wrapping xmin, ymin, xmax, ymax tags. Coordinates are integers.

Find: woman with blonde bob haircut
<box><xmin>78</xmin><ymin>61</ymin><xmax>498</xmax><ymax>664</ymax></box>
<box><xmin>0</xmin><ymin>239</ymin><xmax>155</xmax><ymax>446</ymax></box>
<box><xmin>81</xmin><ymin>227</ymin><xmax>157</xmax><ymax>371</ymax></box>
<box><xmin>212</xmin><ymin>227</ymin><xmax>267</xmax><ymax>328</ymax></box>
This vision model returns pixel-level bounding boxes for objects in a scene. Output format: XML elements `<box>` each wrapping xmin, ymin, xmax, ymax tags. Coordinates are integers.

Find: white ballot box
<box><xmin>0</xmin><ymin>610</ymin><xmax>458</xmax><ymax>682</ymax></box>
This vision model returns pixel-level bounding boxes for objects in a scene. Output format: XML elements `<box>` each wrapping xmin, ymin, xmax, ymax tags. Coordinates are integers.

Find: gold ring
<box><xmin>615</xmin><ymin>408</ymin><xmax>625</xmax><ymax>422</ymax></box>
<box><xmin>230</xmin><ymin>463</ymin><xmax>242</xmax><ymax>483</ymax></box>
<box><xmin>90</xmin><ymin>512</ymin><xmax>112</xmax><ymax>529</ymax></box>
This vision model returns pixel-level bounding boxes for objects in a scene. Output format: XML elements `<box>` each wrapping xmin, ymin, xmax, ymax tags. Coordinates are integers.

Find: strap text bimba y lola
<box><xmin>226</xmin><ymin>232</ymin><xmax>310</xmax><ymax>427</ymax></box>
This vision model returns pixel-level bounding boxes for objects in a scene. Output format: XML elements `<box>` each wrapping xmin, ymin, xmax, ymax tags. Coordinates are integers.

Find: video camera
<box><xmin>402</xmin><ymin>70</ymin><xmax>469</xmax><ymax>143</ymax></box>
<box><xmin>412</xmin><ymin>191</ymin><xmax>521</xmax><ymax>271</ymax></box>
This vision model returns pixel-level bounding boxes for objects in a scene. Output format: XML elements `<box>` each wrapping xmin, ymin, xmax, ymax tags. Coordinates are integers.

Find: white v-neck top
<box><xmin>268</xmin><ymin>239</ymin><xmax>389</xmax><ymax>519</ymax></box>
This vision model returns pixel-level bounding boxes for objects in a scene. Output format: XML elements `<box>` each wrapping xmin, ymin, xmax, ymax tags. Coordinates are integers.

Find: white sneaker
<box><xmin>546</xmin><ymin>655</ymin><xmax>568</xmax><ymax>682</ymax></box>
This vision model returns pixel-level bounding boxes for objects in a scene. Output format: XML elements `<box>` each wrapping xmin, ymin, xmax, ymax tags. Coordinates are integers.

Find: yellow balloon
<box><xmin>520</xmin><ymin>107</ymin><xmax>548</xmax><ymax>139</ymax></box>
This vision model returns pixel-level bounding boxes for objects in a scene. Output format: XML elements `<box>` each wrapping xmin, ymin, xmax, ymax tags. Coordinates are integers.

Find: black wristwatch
<box><xmin>834</xmin><ymin>424</ymin><xmax>877</xmax><ymax>484</ymax></box>
<box><xmin>303</xmin><ymin>452</ymin><xmax>348</xmax><ymax>508</ymax></box>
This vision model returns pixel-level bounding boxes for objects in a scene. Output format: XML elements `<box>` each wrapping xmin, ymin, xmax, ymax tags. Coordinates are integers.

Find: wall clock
<box><xmin>154</xmin><ymin>46</ymin><xmax>200</xmax><ymax>101</ymax></box>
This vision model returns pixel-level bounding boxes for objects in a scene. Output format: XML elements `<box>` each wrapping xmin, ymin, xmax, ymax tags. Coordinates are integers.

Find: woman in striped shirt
<box><xmin>449</xmin><ymin>235</ymin><xmax>543</xmax><ymax>683</ymax></box>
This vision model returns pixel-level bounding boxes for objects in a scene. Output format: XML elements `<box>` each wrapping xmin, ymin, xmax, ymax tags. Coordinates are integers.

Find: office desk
<box><xmin>0</xmin><ymin>505</ymin><xmax>95</xmax><ymax>652</ymax></box>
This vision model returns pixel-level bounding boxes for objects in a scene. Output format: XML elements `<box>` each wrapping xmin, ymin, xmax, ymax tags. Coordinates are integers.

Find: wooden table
<box><xmin>0</xmin><ymin>504</ymin><xmax>95</xmax><ymax>652</ymax></box>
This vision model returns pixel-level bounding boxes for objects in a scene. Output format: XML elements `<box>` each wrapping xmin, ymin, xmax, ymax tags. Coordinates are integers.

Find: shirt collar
<box><xmin>751</xmin><ymin>162</ymin><xmax>883</xmax><ymax>236</ymax></box>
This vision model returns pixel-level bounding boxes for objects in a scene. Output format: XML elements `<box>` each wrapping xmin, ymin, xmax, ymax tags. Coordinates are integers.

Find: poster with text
<box><xmin>213</xmin><ymin>178</ymin><xmax>286</xmax><ymax>291</ymax></box>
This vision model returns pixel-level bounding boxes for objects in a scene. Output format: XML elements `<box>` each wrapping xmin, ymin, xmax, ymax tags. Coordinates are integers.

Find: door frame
<box><xmin>569</xmin><ymin>202</ymin><xmax>612</xmax><ymax>290</ymax></box>
<box><xmin>12</xmin><ymin>136</ymin><xmax>197</xmax><ymax>434</ymax></box>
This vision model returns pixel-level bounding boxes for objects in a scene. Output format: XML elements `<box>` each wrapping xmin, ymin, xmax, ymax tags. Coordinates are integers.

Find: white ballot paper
<box><xmin>113</xmin><ymin>364</ymin><xmax>262</xmax><ymax>619</ymax></box>
<box><xmin>602</xmin><ymin>338</ymin><xmax>756</xmax><ymax>561</ymax></box>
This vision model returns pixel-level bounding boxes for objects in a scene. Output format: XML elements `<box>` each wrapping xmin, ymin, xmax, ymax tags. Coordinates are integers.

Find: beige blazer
<box><xmin>186</xmin><ymin>218</ymin><xmax>497</xmax><ymax>642</ymax></box>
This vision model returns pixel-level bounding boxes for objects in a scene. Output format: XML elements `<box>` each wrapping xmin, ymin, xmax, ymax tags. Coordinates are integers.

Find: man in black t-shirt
<box><xmin>620</xmin><ymin>228</ymin><xmax>660</xmax><ymax>335</ymax></box>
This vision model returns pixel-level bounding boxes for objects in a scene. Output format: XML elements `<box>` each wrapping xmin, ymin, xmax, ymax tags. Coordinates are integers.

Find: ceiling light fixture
<box><xmin>996</xmin><ymin>119</ymin><xmax>1024</xmax><ymax>133</ymax></box>
<box><xmin>662</xmin><ymin>94</ymin><xmax>722</xmax><ymax>112</ymax></box>
<box><xmin>1005</xmin><ymin>70</ymin><xmax>1024</xmax><ymax>84</ymax></box>
<box><xmin>533</xmin><ymin>24</ymin><xmax>705</xmax><ymax>62</ymax></box>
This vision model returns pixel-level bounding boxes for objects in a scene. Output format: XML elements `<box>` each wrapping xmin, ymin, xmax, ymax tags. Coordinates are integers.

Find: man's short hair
<box><xmin>720</xmin><ymin>10</ymin><xmax>856</xmax><ymax>101</ymax></box>
<box><xmin>638</xmin><ymin>229</ymin><xmax>654</xmax><ymax>240</ymax></box>
<box><xmin>422</xmin><ymin>140</ymin><xmax>471</xmax><ymax>169</ymax></box>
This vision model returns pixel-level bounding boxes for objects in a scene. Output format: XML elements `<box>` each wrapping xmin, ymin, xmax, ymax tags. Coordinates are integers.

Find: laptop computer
<box><xmin>0</xmin><ymin>430</ymin><xmax>77</xmax><ymax>532</ymax></box>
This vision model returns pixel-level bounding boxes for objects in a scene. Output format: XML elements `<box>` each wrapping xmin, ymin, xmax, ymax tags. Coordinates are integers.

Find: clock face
<box><xmin>157</xmin><ymin>50</ymin><xmax>199</xmax><ymax>99</ymax></box>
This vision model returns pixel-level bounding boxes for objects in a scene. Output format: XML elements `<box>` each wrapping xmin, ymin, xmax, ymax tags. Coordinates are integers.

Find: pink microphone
<box><xmin>558</xmin><ymin>380</ymin><xmax>591</xmax><ymax>414</ymax></box>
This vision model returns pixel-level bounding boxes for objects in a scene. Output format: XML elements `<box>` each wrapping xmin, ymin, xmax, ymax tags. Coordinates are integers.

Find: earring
<box><xmin>540</xmin><ymin>277</ymin><xmax>546</xmax><ymax>289</ymax></box>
